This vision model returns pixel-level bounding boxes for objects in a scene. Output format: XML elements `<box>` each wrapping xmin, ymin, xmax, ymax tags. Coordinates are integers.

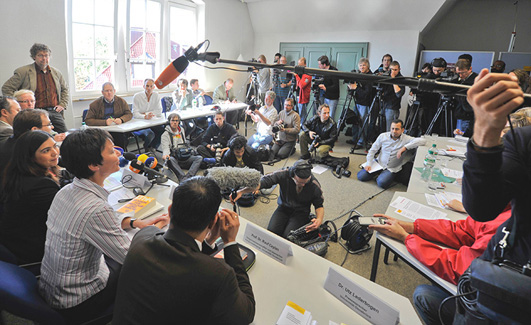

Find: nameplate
<box><xmin>324</xmin><ymin>268</ymin><xmax>400</xmax><ymax>325</ymax></box>
<box><xmin>243</xmin><ymin>223</ymin><xmax>292</xmax><ymax>265</ymax></box>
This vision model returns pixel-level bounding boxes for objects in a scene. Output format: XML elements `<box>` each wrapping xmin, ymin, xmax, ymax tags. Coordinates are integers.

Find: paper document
<box><xmin>311</xmin><ymin>164</ymin><xmax>329</xmax><ymax>175</ymax></box>
<box><xmin>104</xmin><ymin>171</ymin><xmax>123</xmax><ymax>191</ymax></box>
<box><xmin>361</xmin><ymin>160</ymin><xmax>383</xmax><ymax>173</ymax></box>
<box><xmin>439</xmin><ymin>145</ymin><xmax>466</xmax><ymax>158</ymax></box>
<box><xmin>425</xmin><ymin>192</ymin><xmax>463</xmax><ymax>210</ymax></box>
<box><xmin>276</xmin><ymin>301</ymin><xmax>313</xmax><ymax>325</ymax></box>
<box><xmin>440</xmin><ymin>167</ymin><xmax>463</xmax><ymax>179</ymax></box>
<box><xmin>390</xmin><ymin>196</ymin><xmax>448</xmax><ymax>220</ymax></box>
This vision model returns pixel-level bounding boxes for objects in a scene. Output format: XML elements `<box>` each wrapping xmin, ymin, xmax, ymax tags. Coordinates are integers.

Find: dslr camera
<box><xmin>309</xmin><ymin>135</ymin><xmax>321</xmax><ymax>153</ymax></box>
<box><xmin>272</xmin><ymin>123</ymin><xmax>285</xmax><ymax>133</ymax></box>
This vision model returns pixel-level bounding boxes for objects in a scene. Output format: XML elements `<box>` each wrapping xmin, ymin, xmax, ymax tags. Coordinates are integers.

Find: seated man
<box><xmin>39</xmin><ymin>128</ymin><xmax>168</xmax><ymax>324</ymax></box>
<box><xmin>357</xmin><ymin>119</ymin><xmax>426</xmax><ymax>189</ymax></box>
<box><xmin>14</xmin><ymin>89</ymin><xmax>36</xmax><ymax>109</ymax></box>
<box><xmin>246</xmin><ymin>90</ymin><xmax>278</xmax><ymax>149</ymax></box>
<box><xmin>369</xmin><ymin>208</ymin><xmax>511</xmax><ymax>324</ymax></box>
<box><xmin>213</xmin><ymin>78</ymin><xmax>239</xmax><ymax>126</ymax></box>
<box><xmin>196</xmin><ymin>111</ymin><xmax>237</xmax><ymax>162</ymax></box>
<box><xmin>85</xmin><ymin>82</ymin><xmax>133</xmax><ymax>150</ymax></box>
<box><xmin>132</xmin><ymin>78</ymin><xmax>164</xmax><ymax>153</ymax></box>
<box><xmin>112</xmin><ymin>177</ymin><xmax>255</xmax><ymax>324</ymax></box>
<box><xmin>161</xmin><ymin>113</ymin><xmax>202</xmax><ymax>182</ymax></box>
<box><xmin>190</xmin><ymin>78</ymin><xmax>205</xmax><ymax>106</ymax></box>
<box><xmin>0</xmin><ymin>96</ymin><xmax>21</xmax><ymax>144</ymax></box>
<box><xmin>235</xmin><ymin>160</ymin><xmax>324</xmax><ymax>238</ymax></box>
<box><xmin>222</xmin><ymin>135</ymin><xmax>263</xmax><ymax>174</ymax></box>
<box><xmin>171</xmin><ymin>78</ymin><xmax>193</xmax><ymax>111</ymax></box>
<box><xmin>269</xmin><ymin>98</ymin><xmax>300</xmax><ymax>163</ymax></box>
<box><xmin>299</xmin><ymin>104</ymin><xmax>338</xmax><ymax>160</ymax></box>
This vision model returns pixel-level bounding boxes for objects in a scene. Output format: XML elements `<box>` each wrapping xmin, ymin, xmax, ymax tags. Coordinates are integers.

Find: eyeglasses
<box><xmin>43</xmin><ymin>122</ymin><xmax>53</xmax><ymax>127</ymax></box>
<box><xmin>18</xmin><ymin>100</ymin><xmax>36</xmax><ymax>104</ymax></box>
<box><xmin>36</xmin><ymin>54</ymin><xmax>50</xmax><ymax>59</ymax></box>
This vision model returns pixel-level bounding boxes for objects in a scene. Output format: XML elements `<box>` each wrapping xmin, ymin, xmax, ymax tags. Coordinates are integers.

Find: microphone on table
<box><xmin>206</xmin><ymin>166</ymin><xmax>262</xmax><ymax>211</ymax></box>
<box><xmin>123</xmin><ymin>152</ymin><xmax>168</xmax><ymax>183</ymax></box>
<box><xmin>155</xmin><ymin>41</ymin><xmax>212</xmax><ymax>89</ymax></box>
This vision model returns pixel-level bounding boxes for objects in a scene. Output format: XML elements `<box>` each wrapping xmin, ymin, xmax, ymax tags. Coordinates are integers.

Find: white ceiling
<box><xmin>243</xmin><ymin>0</ymin><xmax>448</xmax><ymax>34</ymax></box>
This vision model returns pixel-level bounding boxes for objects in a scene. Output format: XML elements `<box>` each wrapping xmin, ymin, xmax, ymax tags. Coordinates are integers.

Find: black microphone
<box><xmin>196</xmin><ymin>52</ymin><xmax>220</xmax><ymax>64</ymax></box>
<box><xmin>130</xmin><ymin>160</ymin><xmax>168</xmax><ymax>183</ymax></box>
<box><xmin>123</xmin><ymin>152</ymin><xmax>137</xmax><ymax>161</ymax></box>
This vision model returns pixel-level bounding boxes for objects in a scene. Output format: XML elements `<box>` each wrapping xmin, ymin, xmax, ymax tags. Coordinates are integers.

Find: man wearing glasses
<box><xmin>2</xmin><ymin>43</ymin><xmax>69</xmax><ymax>133</ymax></box>
<box><xmin>453</xmin><ymin>59</ymin><xmax>478</xmax><ymax>137</ymax></box>
<box><xmin>379</xmin><ymin>61</ymin><xmax>405</xmax><ymax>132</ymax></box>
<box><xmin>268</xmin><ymin>98</ymin><xmax>300</xmax><ymax>163</ymax></box>
<box><xmin>14</xmin><ymin>90</ymin><xmax>36</xmax><ymax>109</ymax></box>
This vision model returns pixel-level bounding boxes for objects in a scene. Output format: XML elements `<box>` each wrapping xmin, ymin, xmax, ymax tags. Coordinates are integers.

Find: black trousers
<box><xmin>267</xmin><ymin>205</ymin><xmax>311</xmax><ymax>238</ymax></box>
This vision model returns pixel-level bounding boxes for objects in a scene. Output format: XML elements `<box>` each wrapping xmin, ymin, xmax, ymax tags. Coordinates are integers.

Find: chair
<box><xmin>161</xmin><ymin>96</ymin><xmax>174</xmax><ymax>118</ymax></box>
<box><xmin>0</xmin><ymin>243</ymin><xmax>41</xmax><ymax>276</ymax></box>
<box><xmin>0</xmin><ymin>260</ymin><xmax>66</xmax><ymax>324</ymax></box>
<box><xmin>82</xmin><ymin>109</ymin><xmax>88</xmax><ymax>122</ymax></box>
<box><xmin>203</xmin><ymin>94</ymin><xmax>213</xmax><ymax>105</ymax></box>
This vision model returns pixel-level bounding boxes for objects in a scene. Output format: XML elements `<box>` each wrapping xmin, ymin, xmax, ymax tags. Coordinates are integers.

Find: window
<box><xmin>70</xmin><ymin>0</ymin><xmax>115</xmax><ymax>92</ymax></box>
<box><xmin>169</xmin><ymin>3</ymin><xmax>198</xmax><ymax>82</ymax></box>
<box><xmin>128</xmin><ymin>0</ymin><xmax>162</xmax><ymax>88</ymax></box>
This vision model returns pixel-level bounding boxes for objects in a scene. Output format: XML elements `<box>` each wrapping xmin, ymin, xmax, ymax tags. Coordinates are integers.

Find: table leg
<box><xmin>384</xmin><ymin>247</ymin><xmax>390</xmax><ymax>265</ymax></box>
<box><xmin>370</xmin><ymin>237</ymin><xmax>382</xmax><ymax>282</ymax></box>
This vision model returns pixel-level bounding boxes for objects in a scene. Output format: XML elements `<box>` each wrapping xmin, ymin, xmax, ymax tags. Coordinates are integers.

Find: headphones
<box><xmin>289</xmin><ymin>160</ymin><xmax>313</xmax><ymax>178</ymax></box>
<box><xmin>228</xmin><ymin>135</ymin><xmax>247</xmax><ymax>151</ymax></box>
<box><xmin>431</xmin><ymin>57</ymin><xmax>447</xmax><ymax>68</ymax></box>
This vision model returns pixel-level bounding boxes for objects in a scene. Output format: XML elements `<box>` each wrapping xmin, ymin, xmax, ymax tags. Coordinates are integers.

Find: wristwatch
<box><xmin>130</xmin><ymin>218</ymin><xmax>137</xmax><ymax>229</ymax></box>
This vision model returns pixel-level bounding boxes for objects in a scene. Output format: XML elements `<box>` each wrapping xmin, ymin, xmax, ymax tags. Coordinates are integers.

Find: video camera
<box><xmin>437</xmin><ymin>70</ymin><xmax>458</xmax><ymax>83</ymax></box>
<box><xmin>312</xmin><ymin>77</ymin><xmax>324</xmax><ymax>92</ymax></box>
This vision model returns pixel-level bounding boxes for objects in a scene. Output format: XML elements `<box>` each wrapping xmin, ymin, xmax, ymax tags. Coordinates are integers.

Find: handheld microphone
<box><xmin>130</xmin><ymin>160</ymin><xmax>168</xmax><ymax>183</ymax></box>
<box><xmin>206</xmin><ymin>166</ymin><xmax>261</xmax><ymax>190</ymax></box>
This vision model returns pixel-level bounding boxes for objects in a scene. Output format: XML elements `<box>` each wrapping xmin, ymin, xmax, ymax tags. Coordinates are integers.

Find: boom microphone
<box><xmin>206</xmin><ymin>166</ymin><xmax>261</xmax><ymax>190</ymax></box>
<box><xmin>155</xmin><ymin>56</ymin><xmax>189</xmax><ymax>89</ymax></box>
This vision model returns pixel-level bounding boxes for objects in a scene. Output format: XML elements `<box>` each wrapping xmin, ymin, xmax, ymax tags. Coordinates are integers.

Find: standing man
<box><xmin>453</xmin><ymin>59</ymin><xmax>478</xmax><ymax>137</ymax></box>
<box><xmin>374</xmin><ymin>54</ymin><xmax>393</xmax><ymax>76</ymax></box>
<box><xmin>272</xmin><ymin>56</ymin><xmax>293</xmax><ymax>112</ymax></box>
<box><xmin>2</xmin><ymin>43</ymin><xmax>69</xmax><ymax>133</ymax></box>
<box><xmin>357</xmin><ymin>119</ymin><xmax>426</xmax><ymax>189</ymax></box>
<box><xmin>112</xmin><ymin>177</ymin><xmax>255</xmax><ymax>324</ymax></box>
<box><xmin>246</xmin><ymin>90</ymin><xmax>278</xmax><ymax>149</ymax></box>
<box><xmin>85</xmin><ymin>82</ymin><xmax>133</xmax><ymax>150</ymax></box>
<box><xmin>490</xmin><ymin>60</ymin><xmax>506</xmax><ymax>73</ymax></box>
<box><xmin>196</xmin><ymin>112</ymin><xmax>237</xmax><ymax>160</ymax></box>
<box><xmin>0</xmin><ymin>96</ymin><xmax>21</xmax><ymax>144</ymax></box>
<box><xmin>299</xmin><ymin>104</ymin><xmax>338</xmax><ymax>160</ymax></box>
<box><xmin>294</xmin><ymin>57</ymin><xmax>312</xmax><ymax>124</ymax></box>
<box><xmin>132</xmin><ymin>78</ymin><xmax>164</xmax><ymax>153</ymax></box>
<box><xmin>269</xmin><ymin>98</ymin><xmax>301</xmax><ymax>163</ymax></box>
<box><xmin>380</xmin><ymin>61</ymin><xmax>405</xmax><ymax>131</ymax></box>
<box><xmin>347</xmin><ymin>57</ymin><xmax>374</xmax><ymax>148</ymax></box>
<box><xmin>14</xmin><ymin>90</ymin><xmax>36</xmax><ymax>109</ymax></box>
<box><xmin>234</xmin><ymin>160</ymin><xmax>324</xmax><ymax>238</ymax></box>
<box><xmin>317</xmin><ymin>55</ymin><xmax>340</xmax><ymax>120</ymax></box>
<box><xmin>256</xmin><ymin>54</ymin><xmax>271</xmax><ymax>105</ymax></box>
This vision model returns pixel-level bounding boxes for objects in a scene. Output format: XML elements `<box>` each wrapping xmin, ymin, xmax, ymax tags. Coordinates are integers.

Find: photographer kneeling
<box><xmin>161</xmin><ymin>113</ymin><xmax>202</xmax><ymax>182</ymax></box>
<box><xmin>222</xmin><ymin>135</ymin><xmax>263</xmax><ymax>174</ymax></box>
<box><xmin>268</xmin><ymin>98</ymin><xmax>301</xmax><ymax>163</ymax></box>
<box><xmin>299</xmin><ymin>104</ymin><xmax>338</xmax><ymax>160</ymax></box>
<box><xmin>246</xmin><ymin>90</ymin><xmax>278</xmax><ymax>150</ymax></box>
<box><xmin>196</xmin><ymin>111</ymin><xmax>237</xmax><ymax>163</ymax></box>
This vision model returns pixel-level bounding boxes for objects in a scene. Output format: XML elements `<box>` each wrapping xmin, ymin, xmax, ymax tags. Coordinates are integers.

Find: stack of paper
<box><xmin>277</xmin><ymin>301</ymin><xmax>313</xmax><ymax>325</ymax></box>
<box><xmin>425</xmin><ymin>192</ymin><xmax>463</xmax><ymax>210</ymax></box>
<box><xmin>390</xmin><ymin>196</ymin><xmax>448</xmax><ymax>220</ymax></box>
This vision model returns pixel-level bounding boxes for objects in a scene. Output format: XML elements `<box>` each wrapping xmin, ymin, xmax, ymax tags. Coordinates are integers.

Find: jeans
<box><xmin>385</xmin><ymin>109</ymin><xmax>400</xmax><ymax>132</ymax></box>
<box><xmin>357</xmin><ymin>168</ymin><xmax>397</xmax><ymax>189</ymax></box>
<box><xmin>456</xmin><ymin>119</ymin><xmax>471</xmax><ymax>136</ymax></box>
<box><xmin>298</xmin><ymin>103</ymin><xmax>308</xmax><ymax>124</ymax></box>
<box><xmin>274</xmin><ymin>95</ymin><xmax>287</xmax><ymax>112</ymax></box>
<box><xmin>352</xmin><ymin>104</ymin><xmax>369</xmax><ymax>145</ymax></box>
<box><xmin>413</xmin><ymin>284</ymin><xmax>454</xmax><ymax>325</ymax></box>
<box><xmin>247</xmin><ymin>133</ymin><xmax>273</xmax><ymax>150</ymax></box>
<box><xmin>324</xmin><ymin>98</ymin><xmax>339</xmax><ymax>121</ymax></box>
<box><xmin>168</xmin><ymin>155</ymin><xmax>202</xmax><ymax>180</ymax></box>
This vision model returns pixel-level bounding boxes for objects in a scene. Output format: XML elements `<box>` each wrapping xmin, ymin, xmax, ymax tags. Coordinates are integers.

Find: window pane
<box><xmin>129</xmin><ymin>0</ymin><xmax>145</xmax><ymax>29</ymax></box>
<box><xmin>146</xmin><ymin>1</ymin><xmax>160</xmax><ymax>32</ymax></box>
<box><xmin>95</xmin><ymin>60</ymin><xmax>113</xmax><ymax>89</ymax></box>
<box><xmin>95</xmin><ymin>26</ymin><xmax>113</xmax><ymax>58</ymax></box>
<box><xmin>94</xmin><ymin>0</ymin><xmax>114</xmax><ymax>26</ymax></box>
<box><xmin>130</xmin><ymin>29</ymin><xmax>145</xmax><ymax>61</ymax></box>
<box><xmin>131</xmin><ymin>63</ymin><xmax>154</xmax><ymax>87</ymax></box>
<box><xmin>74</xmin><ymin>59</ymin><xmax>95</xmax><ymax>90</ymax></box>
<box><xmin>145</xmin><ymin>32</ymin><xmax>159</xmax><ymax>60</ymax></box>
<box><xmin>72</xmin><ymin>24</ymin><xmax>94</xmax><ymax>58</ymax></box>
<box><xmin>72</xmin><ymin>0</ymin><xmax>94</xmax><ymax>24</ymax></box>
<box><xmin>170</xmin><ymin>6</ymin><xmax>196</xmax><ymax>60</ymax></box>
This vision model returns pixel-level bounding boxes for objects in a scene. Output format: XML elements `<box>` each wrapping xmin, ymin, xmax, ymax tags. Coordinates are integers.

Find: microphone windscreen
<box><xmin>155</xmin><ymin>56</ymin><xmax>189</xmax><ymax>89</ymax></box>
<box><xmin>207</xmin><ymin>166</ymin><xmax>261</xmax><ymax>190</ymax></box>
<box><xmin>145</xmin><ymin>157</ymin><xmax>158</xmax><ymax>169</ymax></box>
<box><xmin>137</xmin><ymin>154</ymin><xmax>149</xmax><ymax>163</ymax></box>
<box><xmin>123</xmin><ymin>152</ymin><xmax>137</xmax><ymax>161</ymax></box>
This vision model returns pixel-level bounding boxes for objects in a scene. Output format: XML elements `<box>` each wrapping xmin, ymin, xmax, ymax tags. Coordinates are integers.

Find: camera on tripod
<box><xmin>438</xmin><ymin>70</ymin><xmax>458</xmax><ymax>83</ymax></box>
<box><xmin>272</xmin><ymin>123</ymin><xmax>285</xmax><ymax>133</ymax></box>
<box><xmin>312</xmin><ymin>77</ymin><xmax>324</xmax><ymax>92</ymax></box>
<box><xmin>309</xmin><ymin>135</ymin><xmax>321</xmax><ymax>153</ymax></box>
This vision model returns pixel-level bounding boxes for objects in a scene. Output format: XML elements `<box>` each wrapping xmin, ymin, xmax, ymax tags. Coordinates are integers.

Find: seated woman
<box><xmin>0</xmin><ymin>130</ymin><xmax>60</xmax><ymax>264</ymax></box>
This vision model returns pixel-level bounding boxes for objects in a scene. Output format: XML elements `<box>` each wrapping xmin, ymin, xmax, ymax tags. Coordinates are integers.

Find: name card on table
<box><xmin>324</xmin><ymin>268</ymin><xmax>400</xmax><ymax>325</ymax></box>
<box><xmin>243</xmin><ymin>223</ymin><xmax>293</xmax><ymax>264</ymax></box>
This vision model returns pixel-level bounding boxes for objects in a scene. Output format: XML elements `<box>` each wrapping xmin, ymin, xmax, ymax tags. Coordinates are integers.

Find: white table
<box><xmin>91</xmin><ymin>102</ymin><xmax>248</xmax><ymax>133</ymax></box>
<box><xmin>116</xmin><ymin>177</ymin><xmax>421</xmax><ymax>325</ymax></box>
<box><xmin>370</xmin><ymin>191</ymin><xmax>469</xmax><ymax>294</ymax></box>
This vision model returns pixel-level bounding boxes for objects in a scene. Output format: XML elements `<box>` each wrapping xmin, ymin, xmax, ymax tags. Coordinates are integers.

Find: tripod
<box><xmin>349</xmin><ymin>85</ymin><xmax>385</xmax><ymax>155</ymax></box>
<box><xmin>425</xmin><ymin>95</ymin><xmax>455</xmax><ymax>137</ymax></box>
<box><xmin>307</xmin><ymin>88</ymin><xmax>322</xmax><ymax>121</ymax></box>
<box><xmin>337</xmin><ymin>87</ymin><xmax>356</xmax><ymax>133</ymax></box>
<box><xmin>404</xmin><ymin>99</ymin><xmax>421</xmax><ymax>136</ymax></box>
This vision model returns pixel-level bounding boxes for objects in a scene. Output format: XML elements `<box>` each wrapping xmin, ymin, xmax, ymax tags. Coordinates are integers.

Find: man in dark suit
<box><xmin>112</xmin><ymin>176</ymin><xmax>255</xmax><ymax>325</ymax></box>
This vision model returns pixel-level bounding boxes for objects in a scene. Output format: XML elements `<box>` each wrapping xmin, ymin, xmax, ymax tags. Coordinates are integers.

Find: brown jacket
<box><xmin>85</xmin><ymin>96</ymin><xmax>133</xmax><ymax>126</ymax></box>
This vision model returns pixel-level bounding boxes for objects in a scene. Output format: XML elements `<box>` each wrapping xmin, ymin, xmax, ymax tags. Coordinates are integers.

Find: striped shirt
<box><xmin>39</xmin><ymin>177</ymin><xmax>130</xmax><ymax>309</ymax></box>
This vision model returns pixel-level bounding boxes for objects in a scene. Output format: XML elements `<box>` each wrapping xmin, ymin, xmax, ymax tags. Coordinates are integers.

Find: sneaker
<box><xmin>346</xmin><ymin>139</ymin><xmax>356</xmax><ymax>145</ymax></box>
<box><xmin>300</xmin><ymin>154</ymin><xmax>310</xmax><ymax>160</ymax></box>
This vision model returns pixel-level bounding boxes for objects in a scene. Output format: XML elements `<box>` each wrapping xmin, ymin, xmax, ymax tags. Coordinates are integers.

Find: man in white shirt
<box><xmin>358</xmin><ymin>119</ymin><xmax>426</xmax><ymax>188</ymax></box>
<box><xmin>246</xmin><ymin>90</ymin><xmax>278</xmax><ymax>149</ymax></box>
<box><xmin>132</xmin><ymin>78</ymin><xmax>164</xmax><ymax>152</ymax></box>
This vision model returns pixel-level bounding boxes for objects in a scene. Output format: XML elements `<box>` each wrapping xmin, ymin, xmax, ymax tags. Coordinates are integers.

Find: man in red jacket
<box><xmin>294</xmin><ymin>57</ymin><xmax>312</xmax><ymax>124</ymax></box>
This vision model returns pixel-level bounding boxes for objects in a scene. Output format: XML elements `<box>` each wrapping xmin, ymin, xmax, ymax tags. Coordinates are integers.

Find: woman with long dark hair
<box><xmin>0</xmin><ymin>130</ymin><xmax>60</xmax><ymax>264</ymax></box>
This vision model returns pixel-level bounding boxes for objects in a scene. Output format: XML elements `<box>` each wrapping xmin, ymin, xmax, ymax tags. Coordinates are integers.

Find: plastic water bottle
<box><xmin>192</xmin><ymin>98</ymin><xmax>198</xmax><ymax>109</ymax></box>
<box><xmin>421</xmin><ymin>148</ymin><xmax>436</xmax><ymax>181</ymax></box>
<box><xmin>80</xmin><ymin>122</ymin><xmax>88</xmax><ymax>130</ymax></box>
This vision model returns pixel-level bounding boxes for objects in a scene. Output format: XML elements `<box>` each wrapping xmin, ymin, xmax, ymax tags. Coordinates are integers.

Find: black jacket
<box><xmin>381</xmin><ymin>73</ymin><xmax>405</xmax><ymax>111</ymax></box>
<box><xmin>201</xmin><ymin>122</ymin><xmax>237</xmax><ymax>147</ymax></box>
<box><xmin>323</xmin><ymin>65</ymin><xmax>340</xmax><ymax>100</ymax></box>
<box><xmin>302</xmin><ymin>115</ymin><xmax>338</xmax><ymax>147</ymax></box>
<box><xmin>353</xmin><ymin>70</ymin><xmax>375</xmax><ymax>106</ymax></box>
<box><xmin>222</xmin><ymin>146</ymin><xmax>264</xmax><ymax>174</ymax></box>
